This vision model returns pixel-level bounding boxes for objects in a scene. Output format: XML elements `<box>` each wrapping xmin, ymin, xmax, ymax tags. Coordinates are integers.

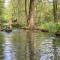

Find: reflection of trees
<box><xmin>12</xmin><ymin>30</ymin><xmax>26</xmax><ymax>60</ymax></box>
<box><xmin>53</xmin><ymin>38</ymin><xmax>57</xmax><ymax>60</ymax></box>
<box><xmin>26</xmin><ymin>30</ymin><xmax>35</xmax><ymax>60</ymax></box>
<box><xmin>0</xmin><ymin>34</ymin><xmax>4</xmax><ymax>60</ymax></box>
<box><xmin>54</xmin><ymin>37</ymin><xmax>60</xmax><ymax>60</ymax></box>
<box><xmin>13</xmin><ymin>30</ymin><xmax>35</xmax><ymax>60</ymax></box>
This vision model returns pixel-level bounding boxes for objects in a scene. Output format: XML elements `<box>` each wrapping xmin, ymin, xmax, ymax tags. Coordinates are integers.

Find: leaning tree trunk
<box><xmin>27</xmin><ymin>0</ymin><xmax>36</xmax><ymax>28</ymax></box>
<box><xmin>53</xmin><ymin>0</ymin><xmax>57</xmax><ymax>22</ymax></box>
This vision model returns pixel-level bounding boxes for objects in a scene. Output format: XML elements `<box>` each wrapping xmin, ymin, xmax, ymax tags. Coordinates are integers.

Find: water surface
<box><xmin>0</xmin><ymin>30</ymin><xmax>60</xmax><ymax>60</ymax></box>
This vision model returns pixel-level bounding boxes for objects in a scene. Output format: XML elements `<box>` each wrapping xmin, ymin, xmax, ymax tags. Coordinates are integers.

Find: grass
<box><xmin>38</xmin><ymin>22</ymin><xmax>60</xmax><ymax>33</ymax></box>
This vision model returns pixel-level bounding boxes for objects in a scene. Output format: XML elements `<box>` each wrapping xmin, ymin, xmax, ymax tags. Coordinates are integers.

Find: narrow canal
<box><xmin>0</xmin><ymin>30</ymin><xmax>60</xmax><ymax>60</ymax></box>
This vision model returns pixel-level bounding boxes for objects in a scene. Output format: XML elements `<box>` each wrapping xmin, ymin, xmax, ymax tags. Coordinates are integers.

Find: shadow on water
<box><xmin>0</xmin><ymin>30</ymin><xmax>60</xmax><ymax>60</ymax></box>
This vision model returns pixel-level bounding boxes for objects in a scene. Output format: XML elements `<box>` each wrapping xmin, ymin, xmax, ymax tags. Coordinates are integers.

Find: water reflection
<box><xmin>39</xmin><ymin>36</ymin><xmax>60</xmax><ymax>60</ymax></box>
<box><xmin>0</xmin><ymin>30</ymin><xmax>60</xmax><ymax>60</ymax></box>
<box><xmin>54</xmin><ymin>37</ymin><xmax>60</xmax><ymax>60</ymax></box>
<box><xmin>39</xmin><ymin>37</ymin><xmax>54</xmax><ymax>60</ymax></box>
<box><xmin>11</xmin><ymin>30</ymin><xmax>60</xmax><ymax>60</ymax></box>
<box><xmin>12</xmin><ymin>30</ymin><xmax>26</xmax><ymax>60</ymax></box>
<box><xmin>3</xmin><ymin>32</ymin><xmax>15</xmax><ymax>60</ymax></box>
<box><xmin>0</xmin><ymin>33</ymin><xmax>4</xmax><ymax>60</ymax></box>
<box><xmin>26</xmin><ymin>31</ymin><xmax>35</xmax><ymax>60</ymax></box>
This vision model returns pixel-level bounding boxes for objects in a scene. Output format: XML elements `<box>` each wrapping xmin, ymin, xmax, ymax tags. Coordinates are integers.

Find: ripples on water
<box><xmin>0</xmin><ymin>30</ymin><xmax>60</xmax><ymax>60</ymax></box>
<box><xmin>39</xmin><ymin>37</ymin><xmax>54</xmax><ymax>60</ymax></box>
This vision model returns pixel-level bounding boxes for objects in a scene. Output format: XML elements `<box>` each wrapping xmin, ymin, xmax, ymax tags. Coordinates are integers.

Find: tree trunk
<box><xmin>17</xmin><ymin>0</ymin><xmax>20</xmax><ymax>23</ymax></box>
<box><xmin>27</xmin><ymin>0</ymin><xmax>36</xmax><ymax>28</ymax></box>
<box><xmin>25</xmin><ymin>0</ymin><xmax>28</xmax><ymax>18</ymax></box>
<box><xmin>53</xmin><ymin>0</ymin><xmax>57</xmax><ymax>22</ymax></box>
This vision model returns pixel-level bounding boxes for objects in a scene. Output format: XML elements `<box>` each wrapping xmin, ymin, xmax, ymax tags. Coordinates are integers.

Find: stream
<box><xmin>0</xmin><ymin>30</ymin><xmax>60</xmax><ymax>60</ymax></box>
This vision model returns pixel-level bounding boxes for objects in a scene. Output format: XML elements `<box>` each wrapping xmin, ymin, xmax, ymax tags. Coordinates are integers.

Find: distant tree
<box><xmin>25</xmin><ymin>0</ymin><xmax>28</xmax><ymax>18</ymax></box>
<box><xmin>53</xmin><ymin>0</ymin><xmax>58</xmax><ymax>22</ymax></box>
<box><xmin>0</xmin><ymin>0</ymin><xmax>4</xmax><ymax>30</ymax></box>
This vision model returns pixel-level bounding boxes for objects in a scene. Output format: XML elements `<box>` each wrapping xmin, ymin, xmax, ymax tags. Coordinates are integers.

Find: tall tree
<box><xmin>27</xmin><ymin>0</ymin><xmax>36</xmax><ymax>28</ymax></box>
<box><xmin>53</xmin><ymin>0</ymin><xmax>58</xmax><ymax>22</ymax></box>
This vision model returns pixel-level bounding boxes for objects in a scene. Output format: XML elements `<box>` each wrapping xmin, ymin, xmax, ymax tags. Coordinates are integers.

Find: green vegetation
<box><xmin>0</xmin><ymin>0</ymin><xmax>60</xmax><ymax>32</ymax></box>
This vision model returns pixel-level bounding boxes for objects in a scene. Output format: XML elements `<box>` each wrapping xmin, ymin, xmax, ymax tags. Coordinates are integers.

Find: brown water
<box><xmin>0</xmin><ymin>29</ymin><xmax>60</xmax><ymax>60</ymax></box>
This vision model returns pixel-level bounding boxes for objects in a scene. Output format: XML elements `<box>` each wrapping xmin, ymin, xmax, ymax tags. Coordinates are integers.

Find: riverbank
<box><xmin>19</xmin><ymin>27</ymin><xmax>60</xmax><ymax>36</ymax></box>
<box><xmin>0</xmin><ymin>22</ymin><xmax>60</xmax><ymax>36</ymax></box>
